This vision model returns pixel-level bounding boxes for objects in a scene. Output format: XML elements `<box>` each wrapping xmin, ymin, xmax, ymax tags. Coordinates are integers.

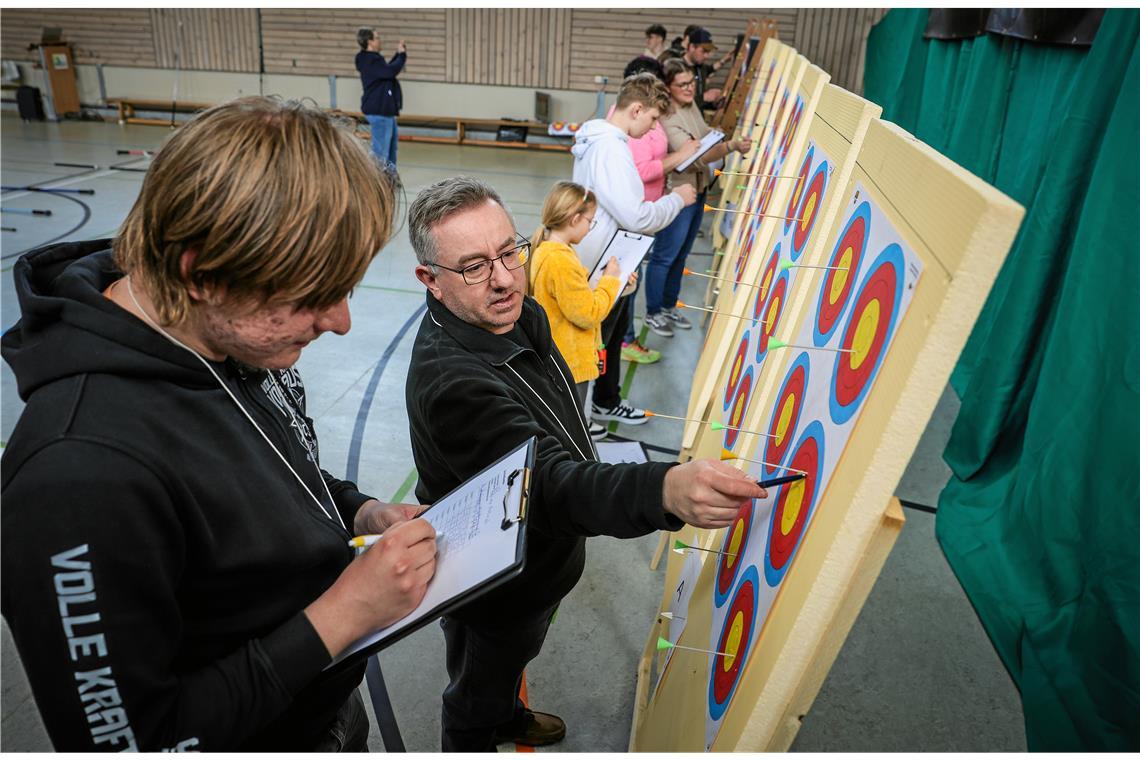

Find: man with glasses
<box><xmin>405</xmin><ymin>176</ymin><xmax>767</xmax><ymax>751</ymax></box>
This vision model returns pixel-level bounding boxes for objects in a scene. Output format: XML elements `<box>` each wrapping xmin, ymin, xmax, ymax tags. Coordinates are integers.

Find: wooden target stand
<box><xmin>707</xmin><ymin>40</ymin><xmax>795</xmax><ymax>284</ymax></box>
<box><xmin>633</xmin><ymin>114</ymin><xmax>1024</xmax><ymax>750</ymax></box>
<box><xmin>687</xmin><ymin>54</ymin><xmax>824</xmax><ymax>448</ymax></box>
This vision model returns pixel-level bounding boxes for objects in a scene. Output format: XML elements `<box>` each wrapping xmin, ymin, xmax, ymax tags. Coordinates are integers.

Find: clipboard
<box><xmin>674</xmin><ymin>128</ymin><xmax>725</xmax><ymax>173</ymax></box>
<box><xmin>586</xmin><ymin>229</ymin><xmax>655</xmax><ymax>307</ymax></box>
<box><xmin>327</xmin><ymin>436</ymin><xmax>536</xmax><ymax>670</ymax></box>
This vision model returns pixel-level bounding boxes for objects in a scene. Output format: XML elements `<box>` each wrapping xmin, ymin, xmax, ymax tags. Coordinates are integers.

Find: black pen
<box><xmin>757</xmin><ymin>473</ymin><xmax>806</xmax><ymax>489</ymax></box>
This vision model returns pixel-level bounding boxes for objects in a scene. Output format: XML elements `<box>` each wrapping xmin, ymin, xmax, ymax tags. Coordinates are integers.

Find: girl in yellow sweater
<box><xmin>529</xmin><ymin>181</ymin><xmax>636</xmax><ymax>424</ymax></box>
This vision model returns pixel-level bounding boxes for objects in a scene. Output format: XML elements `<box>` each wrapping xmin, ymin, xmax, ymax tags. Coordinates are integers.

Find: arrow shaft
<box><xmin>670</xmin><ymin>643</ymin><xmax>734</xmax><ymax>657</ymax></box>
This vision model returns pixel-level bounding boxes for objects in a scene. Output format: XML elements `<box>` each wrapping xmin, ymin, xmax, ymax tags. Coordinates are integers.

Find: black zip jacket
<box><xmin>406</xmin><ymin>293</ymin><xmax>682</xmax><ymax>625</ymax></box>
<box><xmin>356</xmin><ymin>50</ymin><xmax>405</xmax><ymax>116</ymax></box>
<box><xmin>1</xmin><ymin>241</ymin><xmax>374</xmax><ymax>751</ymax></box>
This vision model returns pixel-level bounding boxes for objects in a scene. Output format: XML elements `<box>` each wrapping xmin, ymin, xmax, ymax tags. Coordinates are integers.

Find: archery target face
<box><xmin>814</xmin><ymin>201</ymin><xmax>871</xmax><ymax>346</ymax></box>
<box><xmin>830</xmin><ymin>243</ymin><xmax>906</xmax><ymax>425</ymax></box>
<box><xmin>707</xmin><ymin>566</ymin><xmax>759</xmax><ymax>721</ymax></box>
<box><xmin>763</xmin><ymin>352</ymin><xmax>810</xmax><ymax>478</ymax></box>
<box><xmin>784</xmin><ymin>146</ymin><xmax>815</xmax><ymax>237</ymax></box>
<box><xmin>792</xmin><ymin>161</ymin><xmax>829</xmax><ymax>262</ymax></box>
<box><xmin>733</xmin><ymin>223</ymin><xmax>759</xmax><ymax>291</ymax></box>
<box><xmin>778</xmin><ymin>96</ymin><xmax>805</xmax><ymax>164</ymax></box>
<box><xmin>722</xmin><ymin>366</ymin><xmax>754</xmax><ymax>450</ymax></box>
<box><xmin>714</xmin><ymin>499</ymin><xmax>755</xmax><ymax>607</ymax></box>
<box><xmin>723</xmin><ymin>331</ymin><xmax>751</xmax><ymax>410</ymax></box>
<box><xmin>764</xmin><ymin>421</ymin><xmax>825</xmax><ymax>587</ymax></box>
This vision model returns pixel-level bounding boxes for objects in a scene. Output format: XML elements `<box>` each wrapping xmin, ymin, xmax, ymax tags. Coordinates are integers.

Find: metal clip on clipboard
<box><xmin>500</xmin><ymin>466</ymin><xmax>532</xmax><ymax>530</ymax></box>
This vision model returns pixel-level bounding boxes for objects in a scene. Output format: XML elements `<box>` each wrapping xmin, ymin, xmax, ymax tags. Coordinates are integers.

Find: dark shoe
<box><xmin>493</xmin><ymin>709</ymin><xmax>566</xmax><ymax>747</ymax></box>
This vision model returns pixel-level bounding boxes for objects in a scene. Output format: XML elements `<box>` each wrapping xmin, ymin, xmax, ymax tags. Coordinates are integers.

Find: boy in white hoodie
<box><xmin>571</xmin><ymin>73</ymin><xmax>697</xmax><ymax>430</ymax></box>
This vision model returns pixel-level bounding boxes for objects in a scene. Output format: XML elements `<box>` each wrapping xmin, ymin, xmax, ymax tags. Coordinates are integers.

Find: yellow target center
<box><xmin>727</xmin><ymin>520</ymin><xmax>744</xmax><ymax>560</ymax></box>
<box><xmin>765</xmin><ymin>295</ymin><xmax>781</xmax><ymax>333</ymax></box>
<box><xmin>775</xmin><ymin>393</ymin><xmax>796</xmax><ymax>446</ymax></box>
<box><xmin>829</xmin><ymin>248</ymin><xmax>853</xmax><ymax>304</ymax></box>
<box><xmin>850</xmin><ymin>298</ymin><xmax>881</xmax><ymax>371</ymax></box>
<box><xmin>780</xmin><ymin>479</ymin><xmax>806</xmax><ymax>535</ymax></box>
<box><xmin>760</xmin><ymin>270</ymin><xmax>773</xmax><ymax>299</ymax></box>
<box><xmin>799</xmin><ymin>194</ymin><xmax>817</xmax><ymax>232</ymax></box>
<box><xmin>722</xmin><ymin>611</ymin><xmax>744</xmax><ymax>671</ymax></box>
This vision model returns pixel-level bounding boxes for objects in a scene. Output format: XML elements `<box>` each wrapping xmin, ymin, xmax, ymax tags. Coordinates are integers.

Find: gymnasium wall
<box><xmin>2</xmin><ymin>8</ymin><xmax>886</xmax><ymax>121</ymax></box>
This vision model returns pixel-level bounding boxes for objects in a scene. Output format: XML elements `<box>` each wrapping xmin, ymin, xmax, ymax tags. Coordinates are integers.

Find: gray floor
<box><xmin>0</xmin><ymin>113</ymin><xmax>1025</xmax><ymax>752</ymax></box>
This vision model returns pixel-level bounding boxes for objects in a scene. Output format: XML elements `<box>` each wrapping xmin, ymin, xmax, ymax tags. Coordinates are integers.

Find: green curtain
<box><xmin>865</xmin><ymin>10</ymin><xmax>1140</xmax><ymax>751</ymax></box>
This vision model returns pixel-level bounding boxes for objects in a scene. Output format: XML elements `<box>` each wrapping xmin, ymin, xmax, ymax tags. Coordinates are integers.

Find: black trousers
<box><xmin>592</xmin><ymin>293</ymin><xmax>632</xmax><ymax>410</ymax></box>
<box><xmin>439</xmin><ymin>604</ymin><xmax>558</xmax><ymax>752</ymax></box>
<box><xmin>311</xmin><ymin>689</ymin><xmax>370</xmax><ymax>751</ymax></box>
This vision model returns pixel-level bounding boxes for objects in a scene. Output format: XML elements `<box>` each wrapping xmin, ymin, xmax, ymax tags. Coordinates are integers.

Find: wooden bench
<box><xmin>334</xmin><ymin>110</ymin><xmax>571</xmax><ymax>153</ymax></box>
<box><xmin>106</xmin><ymin>97</ymin><xmax>213</xmax><ymax>127</ymax></box>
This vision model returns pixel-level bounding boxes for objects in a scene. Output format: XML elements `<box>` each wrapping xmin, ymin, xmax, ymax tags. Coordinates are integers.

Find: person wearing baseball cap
<box><xmin>684</xmin><ymin>26</ymin><xmax>733</xmax><ymax>110</ymax></box>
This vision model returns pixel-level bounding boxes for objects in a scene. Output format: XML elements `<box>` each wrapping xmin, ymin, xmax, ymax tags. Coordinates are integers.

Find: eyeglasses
<box><xmin>432</xmin><ymin>237</ymin><xmax>531</xmax><ymax>285</ymax></box>
<box><xmin>672</xmin><ymin>79</ymin><xmax>697</xmax><ymax>90</ymax></box>
<box><xmin>586</xmin><ymin>216</ymin><xmax>598</xmax><ymax>231</ymax></box>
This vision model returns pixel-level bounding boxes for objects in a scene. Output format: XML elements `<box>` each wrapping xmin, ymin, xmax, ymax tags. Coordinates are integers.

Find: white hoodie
<box><xmin>571</xmin><ymin>118</ymin><xmax>686</xmax><ymax>272</ymax></box>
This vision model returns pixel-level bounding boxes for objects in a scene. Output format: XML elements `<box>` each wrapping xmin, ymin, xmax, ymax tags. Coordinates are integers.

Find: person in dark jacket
<box><xmin>355</xmin><ymin>26</ymin><xmax>406</xmax><ymax>169</ymax></box>
<box><xmin>405</xmin><ymin>176</ymin><xmax>767</xmax><ymax>752</ymax></box>
<box><xmin>0</xmin><ymin>97</ymin><xmax>438</xmax><ymax>751</ymax></box>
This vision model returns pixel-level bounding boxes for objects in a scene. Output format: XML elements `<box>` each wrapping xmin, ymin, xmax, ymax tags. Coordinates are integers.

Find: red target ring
<box><xmin>723</xmin><ymin>332</ymin><xmax>751</xmax><ymax>409</ymax></box>
<box><xmin>763</xmin><ymin>353</ymin><xmax>809</xmax><ymax>473</ymax></box>
<box><xmin>711</xmin><ymin>573</ymin><xmax>758</xmax><ymax>708</ymax></box>
<box><xmin>734</xmin><ymin>224</ymin><xmax>758</xmax><ymax>289</ymax></box>
<box><xmin>752</xmin><ymin>245</ymin><xmax>781</xmax><ymax>323</ymax></box>
<box><xmin>715</xmin><ymin>499</ymin><xmax>754</xmax><ymax>605</ymax></box>
<box><xmin>834</xmin><ymin>259</ymin><xmax>898</xmax><ymax>408</ymax></box>
<box><xmin>778</xmin><ymin>98</ymin><xmax>804</xmax><ymax>163</ymax></box>
<box><xmin>722</xmin><ymin>367</ymin><xmax>753</xmax><ymax>450</ymax></box>
<box><xmin>815</xmin><ymin>202</ymin><xmax>870</xmax><ymax>344</ymax></box>
<box><xmin>792</xmin><ymin>164</ymin><xmax>826</xmax><ymax>260</ymax></box>
<box><xmin>784</xmin><ymin>147</ymin><xmax>814</xmax><ymax>236</ymax></box>
<box><xmin>766</xmin><ymin>427</ymin><xmax>822</xmax><ymax>574</ymax></box>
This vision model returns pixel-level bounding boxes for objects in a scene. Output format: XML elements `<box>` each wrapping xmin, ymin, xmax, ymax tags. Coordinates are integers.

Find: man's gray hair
<box><xmin>407</xmin><ymin>176</ymin><xmax>511</xmax><ymax>266</ymax></box>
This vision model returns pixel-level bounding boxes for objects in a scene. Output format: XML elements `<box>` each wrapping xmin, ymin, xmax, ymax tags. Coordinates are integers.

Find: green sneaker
<box><xmin>621</xmin><ymin>340</ymin><xmax>662</xmax><ymax>364</ymax></box>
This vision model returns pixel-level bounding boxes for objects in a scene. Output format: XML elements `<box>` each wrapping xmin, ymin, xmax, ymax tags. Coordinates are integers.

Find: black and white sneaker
<box><xmin>591</xmin><ymin>400</ymin><xmax>649</xmax><ymax>425</ymax></box>
<box><xmin>589</xmin><ymin>422</ymin><xmax>608</xmax><ymax>441</ymax></box>
<box><xmin>645</xmin><ymin>312</ymin><xmax>674</xmax><ymax>338</ymax></box>
<box><xmin>662</xmin><ymin>307</ymin><xmax>693</xmax><ymax>330</ymax></box>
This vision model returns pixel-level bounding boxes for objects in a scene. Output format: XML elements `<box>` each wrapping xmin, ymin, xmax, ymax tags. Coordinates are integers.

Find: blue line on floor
<box><xmin>345</xmin><ymin>303</ymin><xmax>427</xmax><ymax>484</ymax></box>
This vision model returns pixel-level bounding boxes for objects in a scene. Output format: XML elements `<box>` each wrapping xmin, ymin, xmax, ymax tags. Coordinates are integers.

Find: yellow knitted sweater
<box><xmin>528</xmin><ymin>240</ymin><xmax>620</xmax><ymax>383</ymax></box>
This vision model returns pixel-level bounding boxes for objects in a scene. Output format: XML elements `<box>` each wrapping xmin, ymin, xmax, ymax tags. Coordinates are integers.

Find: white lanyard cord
<box><xmin>124</xmin><ymin>277</ymin><xmax>345</xmax><ymax>530</ymax></box>
<box><xmin>429</xmin><ymin>311</ymin><xmax>595</xmax><ymax>462</ymax></box>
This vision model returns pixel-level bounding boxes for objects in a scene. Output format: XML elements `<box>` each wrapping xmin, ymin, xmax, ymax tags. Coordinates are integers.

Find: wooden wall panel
<box><xmin>150</xmin><ymin>9</ymin><xmax>258</xmax><ymax>73</ymax></box>
<box><xmin>0</xmin><ymin>9</ymin><xmax>156</xmax><ymax>68</ymax></box>
<box><xmin>0</xmin><ymin>8</ymin><xmax>888</xmax><ymax>95</ymax></box>
<box><xmin>260</xmin><ymin>8</ymin><xmax>446</xmax><ymax>80</ymax></box>
<box><xmin>793</xmin><ymin>8</ymin><xmax>888</xmax><ymax>94</ymax></box>
<box><xmin>443</xmin><ymin>9</ymin><xmax>571</xmax><ymax>89</ymax></box>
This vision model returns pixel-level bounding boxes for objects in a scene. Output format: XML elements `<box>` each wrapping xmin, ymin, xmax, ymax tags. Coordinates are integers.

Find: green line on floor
<box><xmin>609</xmin><ymin>325</ymin><xmax>650</xmax><ymax>433</ymax></box>
<box><xmin>391</xmin><ymin>467</ymin><xmax>419</xmax><ymax>503</ymax></box>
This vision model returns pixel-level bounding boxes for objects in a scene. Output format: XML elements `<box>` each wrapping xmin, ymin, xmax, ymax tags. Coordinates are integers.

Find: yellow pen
<box><xmin>347</xmin><ymin>534</ymin><xmax>383</xmax><ymax>549</ymax></box>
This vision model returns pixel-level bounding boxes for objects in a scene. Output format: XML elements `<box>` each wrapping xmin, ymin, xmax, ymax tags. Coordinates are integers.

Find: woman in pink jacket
<box><xmin>616</xmin><ymin>57</ymin><xmax>700</xmax><ymax>363</ymax></box>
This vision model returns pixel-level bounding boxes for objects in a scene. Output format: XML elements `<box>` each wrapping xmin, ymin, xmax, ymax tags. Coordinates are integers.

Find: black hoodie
<box><xmin>406</xmin><ymin>293</ymin><xmax>682</xmax><ymax>626</ymax></box>
<box><xmin>1</xmin><ymin>242</ymin><xmax>374</xmax><ymax>751</ymax></box>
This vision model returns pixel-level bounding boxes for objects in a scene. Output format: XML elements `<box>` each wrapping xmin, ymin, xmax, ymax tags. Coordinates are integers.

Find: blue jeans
<box><xmin>366</xmin><ymin>114</ymin><xmax>398</xmax><ymax>168</ymax></box>
<box><xmin>646</xmin><ymin>191</ymin><xmax>706</xmax><ymax>315</ymax></box>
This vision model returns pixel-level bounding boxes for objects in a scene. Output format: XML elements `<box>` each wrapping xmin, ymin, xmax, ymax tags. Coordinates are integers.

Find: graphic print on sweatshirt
<box><xmin>261</xmin><ymin>369</ymin><xmax>319</xmax><ymax>464</ymax></box>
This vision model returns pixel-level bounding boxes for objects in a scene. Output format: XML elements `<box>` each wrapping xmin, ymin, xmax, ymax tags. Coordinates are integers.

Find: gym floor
<box><xmin>0</xmin><ymin>111</ymin><xmax>1026</xmax><ymax>752</ymax></box>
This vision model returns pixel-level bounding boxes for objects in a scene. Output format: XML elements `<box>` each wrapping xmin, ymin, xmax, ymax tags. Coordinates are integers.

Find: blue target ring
<box><xmin>828</xmin><ymin>243</ymin><xmax>906</xmax><ymax>426</ymax></box>
<box><xmin>707</xmin><ymin>565</ymin><xmax>760</xmax><ymax>721</ymax></box>
<box><xmin>812</xmin><ymin>201</ymin><xmax>871</xmax><ymax>346</ymax></box>
<box><xmin>763</xmin><ymin>420</ymin><xmax>825</xmax><ymax>587</ymax></box>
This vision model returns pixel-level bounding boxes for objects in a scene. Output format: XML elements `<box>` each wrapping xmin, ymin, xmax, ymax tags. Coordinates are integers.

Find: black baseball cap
<box><xmin>689</xmin><ymin>27</ymin><xmax>717</xmax><ymax>50</ymax></box>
